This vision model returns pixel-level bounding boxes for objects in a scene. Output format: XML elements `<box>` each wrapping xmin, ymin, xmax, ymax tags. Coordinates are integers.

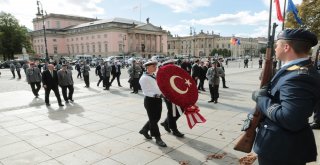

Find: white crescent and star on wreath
<box><xmin>169</xmin><ymin>75</ymin><xmax>192</xmax><ymax>94</ymax></box>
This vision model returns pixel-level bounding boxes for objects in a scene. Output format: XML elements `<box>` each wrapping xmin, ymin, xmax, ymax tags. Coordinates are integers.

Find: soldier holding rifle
<box><xmin>252</xmin><ymin>29</ymin><xmax>320</xmax><ymax>165</ymax></box>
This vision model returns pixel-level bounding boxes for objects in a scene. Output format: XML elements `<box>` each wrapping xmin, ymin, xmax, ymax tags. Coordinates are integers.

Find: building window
<box><xmin>76</xmin><ymin>38</ymin><xmax>78</xmax><ymax>41</ymax></box>
<box><xmin>98</xmin><ymin>43</ymin><xmax>101</xmax><ymax>53</ymax></box>
<box><xmin>71</xmin><ymin>38</ymin><xmax>74</xmax><ymax>41</ymax></box>
<box><xmin>56</xmin><ymin>21</ymin><xmax>60</xmax><ymax>28</ymax></box>
<box><xmin>209</xmin><ymin>44</ymin><xmax>211</xmax><ymax>48</ymax></box>
<box><xmin>105</xmin><ymin>44</ymin><xmax>108</xmax><ymax>53</ymax></box>
<box><xmin>92</xmin><ymin>44</ymin><xmax>95</xmax><ymax>53</ymax></box>
<box><xmin>168</xmin><ymin>44</ymin><xmax>170</xmax><ymax>49</ymax></box>
<box><xmin>217</xmin><ymin>44</ymin><xmax>219</xmax><ymax>49</ymax></box>
<box><xmin>76</xmin><ymin>45</ymin><xmax>79</xmax><ymax>53</ymax></box>
<box><xmin>53</xmin><ymin>39</ymin><xmax>57</xmax><ymax>42</ymax></box>
<box><xmin>81</xmin><ymin>44</ymin><xmax>84</xmax><ymax>53</ymax></box>
<box><xmin>53</xmin><ymin>45</ymin><xmax>58</xmax><ymax>54</ymax></box>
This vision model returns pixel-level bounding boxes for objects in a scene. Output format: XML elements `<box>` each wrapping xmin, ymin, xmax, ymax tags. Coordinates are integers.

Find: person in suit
<box><xmin>95</xmin><ymin>62</ymin><xmax>104</xmax><ymax>87</ymax></box>
<box><xmin>128</xmin><ymin>60</ymin><xmax>142</xmax><ymax>94</ymax></box>
<box><xmin>139</xmin><ymin>60</ymin><xmax>167</xmax><ymax>147</ymax></box>
<box><xmin>110</xmin><ymin>61</ymin><xmax>122</xmax><ymax>87</ymax></box>
<box><xmin>198</xmin><ymin>61</ymin><xmax>208</xmax><ymax>91</ymax></box>
<box><xmin>101</xmin><ymin>61</ymin><xmax>111</xmax><ymax>90</ymax></box>
<box><xmin>9</xmin><ymin>63</ymin><xmax>15</xmax><ymax>78</ymax></box>
<box><xmin>58</xmin><ymin>64</ymin><xmax>74</xmax><ymax>103</ymax></box>
<box><xmin>26</xmin><ymin>62</ymin><xmax>42</xmax><ymax>97</ymax></box>
<box><xmin>206</xmin><ymin>61</ymin><xmax>224</xmax><ymax>103</ymax></box>
<box><xmin>252</xmin><ymin>29</ymin><xmax>320</xmax><ymax>165</ymax></box>
<box><xmin>191</xmin><ymin>59</ymin><xmax>201</xmax><ymax>89</ymax></box>
<box><xmin>42</xmin><ymin>64</ymin><xmax>64</xmax><ymax>106</ymax></box>
<box><xmin>16</xmin><ymin>62</ymin><xmax>22</xmax><ymax>79</ymax></box>
<box><xmin>81</xmin><ymin>62</ymin><xmax>90</xmax><ymax>88</ymax></box>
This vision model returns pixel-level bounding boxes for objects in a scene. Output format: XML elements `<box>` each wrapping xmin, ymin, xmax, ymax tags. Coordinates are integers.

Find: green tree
<box><xmin>285</xmin><ymin>0</ymin><xmax>320</xmax><ymax>37</ymax></box>
<box><xmin>210</xmin><ymin>48</ymin><xmax>217</xmax><ymax>56</ymax></box>
<box><xmin>0</xmin><ymin>12</ymin><xmax>32</xmax><ymax>60</ymax></box>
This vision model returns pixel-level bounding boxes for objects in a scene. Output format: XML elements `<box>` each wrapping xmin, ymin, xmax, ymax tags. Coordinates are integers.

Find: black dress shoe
<box><xmin>131</xmin><ymin>91</ymin><xmax>135</xmax><ymax>94</ymax></box>
<box><xmin>118</xmin><ymin>85</ymin><xmax>122</xmax><ymax>87</ymax></box>
<box><xmin>160</xmin><ymin>122</ymin><xmax>171</xmax><ymax>133</ymax></box>
<box><xmin>65</xmin><ymin>100</ymin><xmax>69</xmax><ymax>103</ymax></box>
<box><xmin>59</xmin><ymin>103</ymin><xmax>64</xmax><ymax>107</ymax></box>
<box><xmin>311</xmin><ymin>123</ymin><xmax>320</xmax><ymax>130</ymax></box>
<box><xmin>46</xmin><ymin>103</ymin><xmax>51</xmax><ymax>106</ymax></box>
<box><xmin>208</xmin><ymin>100</ymin><xmax>214</xmax><ymax>103</ymax></box>
<box><xmin>214</xmin><ymin>100</ymin><xmax>218</xmax><ymax>104</ymax></box>
<box><xmin>69</xmin><ymin>99</ymin><xmax>74</xmax><ymax>102</ymax></box>
<box><xmin>139</xmin><ymin>130</ymin><xmax>152</xmax><ymax>139</ymax></box>
<box><xmin>172</xmin><ymin>130</ymin><xmax>185</xmax><ymax>138</ymax></box>
<box><xmin>155</xmin><ymin>139</ymin><xmax>167</xmax><ymax>147</ymax></box>
<box><xmin>223</xmin><ymin>86</ymin><xmax>229</xmax><ymax>88</ymax></box>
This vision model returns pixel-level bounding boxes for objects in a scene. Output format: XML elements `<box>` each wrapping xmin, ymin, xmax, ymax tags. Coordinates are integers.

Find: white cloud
<box><xmin>150</xmin><ymin>0</ymin><xmax>211</xmax><ymax>13</ymax></box>
<box><xmin>0</xmin><ymin>0</ymin><xmax>104</xmax><ymax>30</ymax></box>
<box><xmin>162</xmin><ymin>24</ymin><xmax>191</xmax><ymax>36</ymax></box>
<box><xmin>185</xmin><ymin>11</ymin><xmax>269</xmax><ymax>26</ymax></box>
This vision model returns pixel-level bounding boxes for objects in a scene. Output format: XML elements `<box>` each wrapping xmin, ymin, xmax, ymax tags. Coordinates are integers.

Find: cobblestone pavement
<box><xmin>0</xmin><ymin>60</ymin><xmax>318</xmax><ymax>165</ymax></box>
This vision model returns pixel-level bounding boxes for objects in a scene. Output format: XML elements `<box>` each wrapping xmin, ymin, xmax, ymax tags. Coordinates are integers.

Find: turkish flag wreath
<box><xmin>157</xmin><ymin>65</ymin><xmax>206</xmax><ymax>129</ymax></box>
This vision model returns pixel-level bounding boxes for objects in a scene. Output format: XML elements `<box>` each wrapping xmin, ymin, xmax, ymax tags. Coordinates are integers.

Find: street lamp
<box><xmin>36</xmin><ymin>0</ymin><xmax>49</xmax><ymax>62</ymax></box>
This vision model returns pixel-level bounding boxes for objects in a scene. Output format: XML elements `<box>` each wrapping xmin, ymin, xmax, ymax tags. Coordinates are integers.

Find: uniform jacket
<box><xmin>42</xmin><ymin>70</ymin><xmax>59</xmax><ymax>88</ymax></box>
<box><xmin>16</xmin><ymin>63</ymin><xmax>21</xmax><ymax>71</ymax></box>
<box><xmin>26</xmin><ymin>67</ymin><xmax>42</xmax><ymax>83</ymax></box>
<box><xmin>111</xmin><ymin>64</ymin><xmax>121</xmax><ymax>75</ymax></box>
<box><xmin>81</xmin><ymin>65</ymin><xmax>90</xmax><ymax>76</ymax></box>
<box><xmin>206</xmin><ymin>67</ymin><xmax>224</xmax><ymax>85</ymax></box>
<box><xmin>57</xmin><ymin>69</ymin><xmax>74</xmax><ymax>86</ymax></box>
<box><xmin>10</xmin><ymin>63</ymin><xmax>15</xmax><ymax>71</ymax></box>
<box><xmin>191</xmin><ymin>63</ymin><xmax>201</xmax><ymax>78</ymax></box>
<box><xmin>95</xmin><ymin>65</ymin><xmax>102</xmax><ymax>76</ymax></box>
<box><xmin>199</xmin><ymin>65</ymin><xmax>208</xmax><ymax>80</ymax></box>
<box><xmin>128</xmin><ymin>64</ymin><xmax>142</xmax><ymax>78</ymax></box>
<box><xmin>254</xmin><ymin>59</ymin><xmax>320</xmax><ymax>163</ymax></box>
<box><xmin>101</xmin><ymin>64</ymin><xmax>111</xmax><ymax>78</ymax></box>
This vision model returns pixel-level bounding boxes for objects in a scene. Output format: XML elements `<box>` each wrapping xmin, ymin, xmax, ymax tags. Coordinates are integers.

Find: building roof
<box><xmin>69</xmin><ymin>17</ymin><xmax>146</xmax><ymax>29</ymax></box>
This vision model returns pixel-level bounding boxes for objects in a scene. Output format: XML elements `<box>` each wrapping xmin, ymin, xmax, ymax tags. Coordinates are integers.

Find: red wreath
<box><xmin>157</xmin><ymin>65</ymin><xmax>206</xmax><ymax>128</ymax></box>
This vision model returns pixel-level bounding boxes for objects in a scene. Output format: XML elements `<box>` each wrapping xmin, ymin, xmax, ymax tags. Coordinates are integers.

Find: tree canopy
<box><xmin>0</xmin><ymin>12</ymin><xmax>32</xmax><ymax>60</ymax></box>
<box><xmin>285</xmin><ymin>0</ymin><xmax>320</xmax><ymax>37</ymax></box>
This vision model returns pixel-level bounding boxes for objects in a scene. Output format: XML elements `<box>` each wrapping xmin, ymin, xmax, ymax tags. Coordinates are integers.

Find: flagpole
<box><xmin>282</xmin><ymin>0</ymin><xmax>287</xmax><ymax>30</ymax></box>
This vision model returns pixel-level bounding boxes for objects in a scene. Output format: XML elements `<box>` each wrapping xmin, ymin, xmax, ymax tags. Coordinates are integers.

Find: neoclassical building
<box><xmin>167</xmin><ymin>30</ymin><xmax>267</xmax><ymax>58</ymax></box>
<box><xmin>30</xmin><ymin>14</ymin><xmax>168</xmax><ymax>59</ymax></box>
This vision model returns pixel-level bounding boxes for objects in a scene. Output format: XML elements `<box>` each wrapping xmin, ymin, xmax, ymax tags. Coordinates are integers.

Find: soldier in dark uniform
<box><xmin>81</xmin><ymin>62</ymin><xmax>90</xmax><ymax>88</ymax></box>
<box><xmin>101</xmin><ymin>61</ymin><xmax>111</xmax><ymax>90</ymax></box>
<box><xmin>252</xmin><ymin>29</ymin><xmax>320</xmax><ymax>165</ymax></box>
<box><xmin>128</xmin><ymin>60</ymin><xmax>142</xmax><ymax>94</ymax></box>
<box><xmin>95</xmin><ymin>62</ymin><xmax>103</xmax><ymax>87</ymax></box>
<box><xmin>139</xmin><ymin>60</ymin><xmax>167</xmax><ymax>147</ymax></box>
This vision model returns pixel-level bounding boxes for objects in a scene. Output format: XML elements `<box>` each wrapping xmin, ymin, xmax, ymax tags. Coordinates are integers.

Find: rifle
<box><xmin>234</xmin><ymin>23</ymin><xmax>278</xmax><ymax>153</ymax></box>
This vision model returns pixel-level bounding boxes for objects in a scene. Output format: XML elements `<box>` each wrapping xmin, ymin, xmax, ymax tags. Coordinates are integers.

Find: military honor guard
<box><xmin>26</xmin><ymin>62</ymin><xmax>42</xmax><ymax>97</ymax></box>
<box><xmin>101</xmin><ymin>61</ymin><xmax>112</xmax><ymax>90</ymax></box>
<box><xmin>95</xmin><ymin>62</ymin><xmax>104</xmax><ymax>87</ymax></box>
<box><xmin>252</xmin><ymin>29</ymin><xmax>320</xmax><ymax>165</ymax></box>
<box><xmin>58</xmin><ymin>64</ymin><xmax>74</xmax><ymax>103</ymax></box>
<box><xmin>139</xmin><ymin>60</ymin><xmax>167</xmax><ymax>147</ymax></box>
<box><xmin>128</xmin><ymin>60</ymin><xmax>142</xmax><ymax>94</ymax></box>
<box><xmin>81</xmin><ymin>62</ymin><xmax>91</xmax><ymax>88</ymax></box>
<box><xmin>42</xmin><ymin>64</ymin><xmax>64</xmax><ymax>106</ymax></box>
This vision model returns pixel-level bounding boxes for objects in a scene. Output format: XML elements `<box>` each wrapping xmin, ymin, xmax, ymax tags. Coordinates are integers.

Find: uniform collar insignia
<box><xmin>286</xmin><ymin>65</ymin><xmax>300</xmax><ymax>71</ymax></box>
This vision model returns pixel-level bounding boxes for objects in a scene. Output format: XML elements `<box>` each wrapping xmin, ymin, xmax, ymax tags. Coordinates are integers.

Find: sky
<box><xmin>0</xmin><ymin>0</ymin><xmax>302</xmax><ymax>38</ymax></box>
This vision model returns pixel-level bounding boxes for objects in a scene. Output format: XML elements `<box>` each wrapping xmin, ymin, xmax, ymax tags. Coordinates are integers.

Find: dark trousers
<box><xmin>30</xmin><ymin>82</ymin><xmax>41</xmax><ymax>96</ymax></box>
<box><xmin>258</xmin><ymin>156</ymin><xmax>306</xmax><ymax>165</ymax></box>
<box><xmin>103</xmin><ymin>76</ymin><xmax>110</xmax><ymax>89</ymax></box>
<box><xmin>84</xmin><ymin>75</ymin><xmax>89</xmax><ymax>87</ymax></box>
<box><xmin>314</xmin><ymin>102</ymin><xmax>320</xmax><ymax>123</ymax></box>
<box><xmin>141</xmin><ymin>97</ymin><xmax>162</xmax><ymax>137</ymax></box>
<box><xmin>209</xmin><ymin>84</ymin><xmax>219</xmax><ymax>101</ymax></box>
<box><xmin>45</xmin><ymin>86</ymin><xmax>62</xmax><ymax>104</ymax></box>
<box><xmin>77</xmin><ymin>69</ymin><xmax>82</xmax><ymax>78</ymax></box>
<box><xmin>97</xmin><ymin>75</ymin><xmax>103</xmax><ymax>86</ymax></box>
<box><xmin>163</xmin><ymin>99</ymin><xmax>183</xmax><ymax>131</ymax></box>
<box><xmin>221</xmin><ymin>76</ymin><xmax>227</xmax><ymax>87</ymax></box>
<box><xmin>61</xmin><ymin>85</ymin><xmax>74</xmax><ymax>101</ymax></box>
<box><xmin>198</xmin><ymin>78</ymin><xmax>205</xmax><ymax>90</ymax></box>
<box><xmin>192</xmin><ymin>77</ymin><xmax>198</xmax><ymax>87</ymax></box>
<box><xmin>17</xmin><ymin>71</ymin><xmax>21</xmax><ymax>79</ymax></box>
<box><xmin>11</xmin><ymin>70</ymin><xmax>15</xmax><ymax>78</ymax></box>
<box><xmin>110</xmin><ymin>73</ymin><xmax>121</xmax><ymax>86</ymax></box>
<box><xmin>132</xmin><ymin>78</ymin><xmax>139</xmax><ymax>93</ymax></box>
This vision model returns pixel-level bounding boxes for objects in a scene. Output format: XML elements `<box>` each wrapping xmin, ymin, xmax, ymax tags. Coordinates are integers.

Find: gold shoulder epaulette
<box><xmin>287</xmin><ymin>65</ymin><xmax>300</xmax><ymax>71</ymax></box>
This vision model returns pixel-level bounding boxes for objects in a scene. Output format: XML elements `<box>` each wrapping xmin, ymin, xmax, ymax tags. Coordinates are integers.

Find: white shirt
<box><xmin>139</xmin><ymin>73</ymin><xmax>162</xmax><ymax>97</ymax></box>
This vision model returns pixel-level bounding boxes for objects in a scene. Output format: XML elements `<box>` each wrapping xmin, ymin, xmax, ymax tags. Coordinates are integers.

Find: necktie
<box><xmin>50</xmin><ymin>71</ymin><xmax>53</xmax><ymax>77</ymax></box>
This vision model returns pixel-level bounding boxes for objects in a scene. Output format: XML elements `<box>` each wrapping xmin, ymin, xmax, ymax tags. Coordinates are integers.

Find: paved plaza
<box><xmin>0</xmin><ymin>60</ymin><xmax>319</xmax><ymax>165</ymax></box>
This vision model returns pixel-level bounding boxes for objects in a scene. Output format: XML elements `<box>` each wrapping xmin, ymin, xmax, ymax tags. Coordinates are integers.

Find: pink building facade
<box><xmin>31</xmin><ymin>14</ymin><xmax>168</xmax><ymax>59</ymax></box>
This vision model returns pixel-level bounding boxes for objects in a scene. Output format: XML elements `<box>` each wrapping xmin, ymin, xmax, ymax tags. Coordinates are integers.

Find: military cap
<box><xmin>277</xmin><ymin>29</ymin><xmax>318</xmax><ymax>46</ymax></box>
<box><xmin>162</xmin><ymin>59</ymin><xmax>175</xmax><ymax>66</ymax></box>
<box><xmin>143</xmin><ymin>60</ymin><xmax>158</xmax><ymax>67</ymax></box>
